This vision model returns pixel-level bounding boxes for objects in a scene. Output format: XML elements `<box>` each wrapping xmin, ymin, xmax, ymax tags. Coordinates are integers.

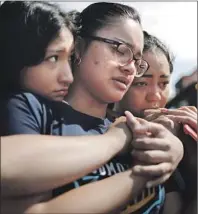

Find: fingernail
<box><xmin>125</xmin><ymin>111</ymin><xmax>134</xmax><ymax>117</ymax></box>
<box><xmin>161</xmin><ymin>108</ymin><xmax>168</xmax><ymax>113</ymax></box>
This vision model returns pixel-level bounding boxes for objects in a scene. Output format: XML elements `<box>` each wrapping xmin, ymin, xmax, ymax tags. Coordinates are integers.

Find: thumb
<box><xmin>125</xmin><ymin>111</ymin><xmax>144</xmax><ymax>133</ymax></box>
<box><xmin>125</xmin><ymin>111</ymin><xmax>164</xmax><ymax>136</ymax></box>
<box><xmin>109</xmin><ymin>116</ymin><xmax>126</xmax><ymax>128</ymax></box>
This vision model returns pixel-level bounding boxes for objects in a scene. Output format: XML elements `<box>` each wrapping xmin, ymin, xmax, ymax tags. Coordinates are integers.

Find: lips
<box><xmin>55</xmin><ymin>88</ymin><xmax>69</xmax><ymax>96</ymax></box>
<box><xmin>112</xmin><ymin>76</ymin><xmax>131</xmax><ymax>87</ymax></box>
<box><xmin>150</xmin><ymin>103</ymin><xmax>160</xmax><ymax>108</ymax></box>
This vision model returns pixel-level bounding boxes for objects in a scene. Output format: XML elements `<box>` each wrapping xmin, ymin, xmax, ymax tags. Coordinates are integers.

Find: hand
<box><xmin>107</xmin><ymin>116</ymin><xmax>132</xmax><ymax>154</ymax></box>
<box><xmin>144</xmin><ymin>106</ymin><xmax>197</xmax><ymax>137</ymax></box>
<box><xmin>144</xmin><ymin>109</ymin><xmax>180</xmax><ymax>136</ymax></box>
<box><xmin>125</xmin><ymin>111</ymin><xmax>184</xmax><ymax>187</ymax></box>
<box><xmin>166</xmin><ymin>107</ymin><xmax>197</xmax><ymax>193</ymax></box>
<box><xmin>162</xmin><ymin>106</ymin><xmax>197</xmax><ymax>133</ymax></box>
<box><xmin>156</xmin><ymin>107</ymin><xmax>197</xmax><ymax>190</ymax></box>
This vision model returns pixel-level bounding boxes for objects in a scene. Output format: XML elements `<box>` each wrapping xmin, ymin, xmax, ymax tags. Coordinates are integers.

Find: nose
<box><xmin>58</xmin><ymin>62</ymin><xmax>74</xmax><ymax>85</ymax></box>
<box><xmin>119</xmin><ymin>60</ymin><xmax>137</xmax><ymax>76</ymax></box>
<box><xmin>146</xmin><ymin>85</ymin><xmax>161</xmax><ymax>102</ymax></box>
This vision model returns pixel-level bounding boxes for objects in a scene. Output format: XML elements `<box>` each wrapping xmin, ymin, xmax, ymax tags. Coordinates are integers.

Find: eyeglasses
<box><xmin>84</xmin><ymin>35</ymin><xmax>149</xmax><ymax>77</ymax></box>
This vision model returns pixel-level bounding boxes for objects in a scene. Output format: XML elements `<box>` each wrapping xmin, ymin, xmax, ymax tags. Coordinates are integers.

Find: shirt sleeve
<box><xmin>1</xmin><ymin>93</ymin><xmax>45</xmax><ymax>135</ymax></box>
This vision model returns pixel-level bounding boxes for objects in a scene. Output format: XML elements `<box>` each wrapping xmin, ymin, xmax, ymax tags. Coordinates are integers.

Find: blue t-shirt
<box><xmin>1</xmin><ymin>92</ymin><xmax>165</xmax><ymax>214</ymax></box>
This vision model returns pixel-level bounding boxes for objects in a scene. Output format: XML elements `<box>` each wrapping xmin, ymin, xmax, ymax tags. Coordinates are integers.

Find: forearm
<box><xmin>1</xmin><ymin>134</ymin><xmax>123</xmax><ymax>197</ymax></box>
<box><xmin>25</xmin><ymin>170</ymin><xmax>147</xmax><ymax>214</ymax></box>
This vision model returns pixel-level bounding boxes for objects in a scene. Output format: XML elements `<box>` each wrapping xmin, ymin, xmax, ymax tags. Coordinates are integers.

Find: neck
<box><xmin>66</xmin><ymin>82</ymin><xmax>108</xmax><ymax>119</ymax></box>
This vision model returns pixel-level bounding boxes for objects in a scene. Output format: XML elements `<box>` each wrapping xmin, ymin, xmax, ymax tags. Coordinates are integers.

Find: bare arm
<box><xmin>1</xmin><ymin>122</ymin><xmax>130</xmax><ymax>197</ymax></box>
<box><xmin>25</xmin><ymin>170</ymin><xmax>147</xmax><ymax>214</ymax></box>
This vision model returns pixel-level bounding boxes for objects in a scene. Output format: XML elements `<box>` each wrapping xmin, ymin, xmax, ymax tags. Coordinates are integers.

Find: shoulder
<box><xmin>1</xmin><ymin>92</ymin><xmax>53</xmax><ymax>135</ymax></box>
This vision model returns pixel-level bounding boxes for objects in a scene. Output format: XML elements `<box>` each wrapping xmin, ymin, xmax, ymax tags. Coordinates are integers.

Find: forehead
<box><xmin>96</xmin><ymin>18</ymin><xmax>144</xmax><ymax>54</ymax></box>
<box><xmin>47</xmin><ymin>27</ymin><xmax>74</xmax><ymax>51</ymax></box>
<box><xmin>143</xmin><ymin>50</ymin><xmax>170</xmax><ymax>76</ymax></box>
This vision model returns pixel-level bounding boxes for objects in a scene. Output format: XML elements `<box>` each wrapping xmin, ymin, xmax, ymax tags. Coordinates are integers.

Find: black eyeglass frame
<box><xmin>83</xmin><ymin>35</ymin><xmax>150</xmax><ymax>76</ymax></box>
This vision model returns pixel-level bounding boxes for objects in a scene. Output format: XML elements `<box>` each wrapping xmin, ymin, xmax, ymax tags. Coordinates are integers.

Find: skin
<box><xmin>2</xmin><ymin>14</ymin><xmax>184</xmax><ymax>214</ymax></box>
<box><xmin>118</xmin><ymin>47</ymin><xmax>196</xmax><ymax>214</ymax></box>
<box><xmin>2</xmin><ymin>113</ymin><xmax>182</xmax><ymax>214</ymax></box>
<box><xmin>119</xmin><ymin>49</ymin><xmax>170</xmax><ymax>117</ymax></box>
<box><xmin>2</xmin><ymin>17</ymin><xmax>146</xmax><ymax>214</ymax></box>
<box><xmin>20</xmin><ymin>20</ymin><xmax>184</xmax><ymax>213</ymax></box>
<box><xmin>67</xmin><ymin>18</ymin><xmax>144</xmax><ymax>118</ymax></box>
<box><xmin>20</xmin><ymin>28</ymin><xmax>74</xmax><ymax>101</ymax></box>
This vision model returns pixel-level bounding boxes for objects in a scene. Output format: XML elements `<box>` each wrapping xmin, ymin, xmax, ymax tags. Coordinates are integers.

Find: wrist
<box><xmin>104</xmin><ymin>128</ymin><xmax>131</xmax><ymax>156</ymax></box>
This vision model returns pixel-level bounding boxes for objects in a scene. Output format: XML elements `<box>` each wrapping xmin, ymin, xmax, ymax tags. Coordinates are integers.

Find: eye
<box><xmin>116</xmin><ymin>44</ymin><xmax>129</xmax><ymax>56</ymax></box>
<box><xmin>159</xmin><ymin>81</ymin><xmax>169</xmax><ymax>89</ymax></box>
<box><xmin>46</xmin><ymin>55</ymin><xmax>59</xmax><ymax>63</ymax></box>
<box><xmin>110</xmin><ymin>44</ymin><xmax>119</xmax><ymax>53</ymax></box>
<box><xmin>68</xmin><ymin>51</ymin><xmax>75</xmax><ymax>62</ymax></box>
<box><xmin>132</xmin><ymin>82</ymin><xmax>147</xmax><ymax>87</ymax></box>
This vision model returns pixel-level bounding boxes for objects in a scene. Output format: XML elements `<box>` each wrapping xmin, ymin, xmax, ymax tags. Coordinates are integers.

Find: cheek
<box><xmin>21</xmin><ymin>66</ymin><xmax>56</xmax><ymax>92</ymax></box>
<box><xmin>160</xmin><ymin>90</ymin><xmax>169</xmax><ymax>107</ymax></box>
<box><xmin>81</xmin><ymin>55</ymin><xmax>110</xmax><ymax>85</ymax></box>
<box><xmin>122</xmin><ymin>89</ymin><xmax>146</xmax><ymax>111</ymax></box>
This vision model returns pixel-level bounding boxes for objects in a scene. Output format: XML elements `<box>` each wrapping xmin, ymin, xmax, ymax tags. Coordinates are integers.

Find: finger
<box><xmin>114</xmin><ymin>116</ymin><xmax>127</xmax><ymax>124</ymax></box>
<box><xmin>161</xmin><ymin>109</ymin><xmax>195</xmax><ymax>118</ymax></box>
<box><xmin>125</xmin><ymin>111</ymin><xmax>139</xmax><ymax>127</ymax></box>
<box><xmin>152</xmin><ymin>116</ymin><xmax>175</xmax><ymax>127</ymax></box>
<box><xmin>109</xmin><ymin>116</ymin><xmax>126</xmax><ymax>128</ymax></box>
<box><xmin>126</xmin><ymin>112</ymin><xmax>165</xmax><ymax>136</ymax></box>
<box><xmin>183</xmin><ymin>124</ymin><xmax>197</xmax><ymax>141</ymax></box>
<box><xmin>166</xmin><ymin>115</ymin><xmax>197</xmax><ymax>130</ymax></box>
<box><xmin>125</xmin><ymin>111</ymin><xmax>147</xmax><ymax>134</ymax></box>
<box><xmin>134</xmin><ymin>118</ymin><xmax>156</xmax><ymax>136</ymax></box>
<box><xmin>131</xmin><ymin>150</ymin><xmax>170</xmax><ymax>164</ymax></box>
<box><xmin>145</xmin><ymin>113</ymin><xmax>164</xmax><ymax>122</ymax></box>
<box><xmin>146</xmin><ymin>173</ymin><xmax>171</xmax><ymax>188</ymax></box>
<box><xmin>132</xmin><ymin>162</ymin><xmax>172</xmax><ymax>177</ymax></box>
<box><xmin>144</xmin><ymin>109</ymin><xmax>161</xmax><ymax>116</ymax></box>
<box><xmin>131</xmin><ymin>138</ymin><xmax>170</xmax><ymax>151</ymax></box>
<box><xmin>179</xmin><ymin>106</ymin><xmax>197</xmax><ymax>113</ymax></box>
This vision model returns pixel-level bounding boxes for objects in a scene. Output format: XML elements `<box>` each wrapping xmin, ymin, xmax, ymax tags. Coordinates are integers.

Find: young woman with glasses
<box><xmin>1</xmin><ymin>2</ymin><xmax>184</xmax><ymax>213</ymax></box>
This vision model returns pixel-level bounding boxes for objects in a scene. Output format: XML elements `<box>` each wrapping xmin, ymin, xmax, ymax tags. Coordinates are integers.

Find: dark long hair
<box><xmin>143</xmin><ymin>31</ymin><xmax>174</xmax><ymax>73</ymax></box>
<box><xmin>78</xmin><ymin>2</ymin><xmax>141</xmax><ymax>37</ymax></box>
<box><xmin>0</xmin><ymin>1</ymin><xmax>77</xmax><ymax>97</ymax></box>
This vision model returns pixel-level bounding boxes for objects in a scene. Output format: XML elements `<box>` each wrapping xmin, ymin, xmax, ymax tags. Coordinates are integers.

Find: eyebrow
<box><xmin>47</xmin><ymin>43</ymin><xmax>74</xmax><ymax>55</ymax></box>
<box><xmin>47</xmin><ymin>48</ymin><xmax>67</xmax><ymax>53</ymax></box>
<box><xmin>141</xmin><ymin>74</ymin><xmax>170</xmax><ymax>78</ymax></box>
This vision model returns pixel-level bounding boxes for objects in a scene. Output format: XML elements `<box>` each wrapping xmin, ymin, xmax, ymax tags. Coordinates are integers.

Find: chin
<box><xmin>107</xmin><ymin>93</ymin><xmax>126</xmax><ymax>103</ymax></box>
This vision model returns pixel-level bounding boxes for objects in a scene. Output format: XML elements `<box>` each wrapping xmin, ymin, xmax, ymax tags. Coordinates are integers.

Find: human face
<box><xmin>20</xmin><ymin>28</ymin><xmax>74</xmax><ymax>101</ymax></box>
<box><xmin>75</xmin><ymin>18</ymin><xmax>144</xmax><ymax>104</ymax></box>
<box><xmin>120</xmin><ymin>49</ymin><xmax>171</xmax><ymax>117</ymax></box>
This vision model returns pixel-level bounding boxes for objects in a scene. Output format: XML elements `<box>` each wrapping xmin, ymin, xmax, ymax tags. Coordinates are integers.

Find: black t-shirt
<box><xmin>0</xmin><ymin>92</ymin><xmax>54</xmax><ymax>135</ymax></box>
<box><xmin>1</xmin><ymin>92</ymin><xmax>166</xmax><ymax>213</ymax></box>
